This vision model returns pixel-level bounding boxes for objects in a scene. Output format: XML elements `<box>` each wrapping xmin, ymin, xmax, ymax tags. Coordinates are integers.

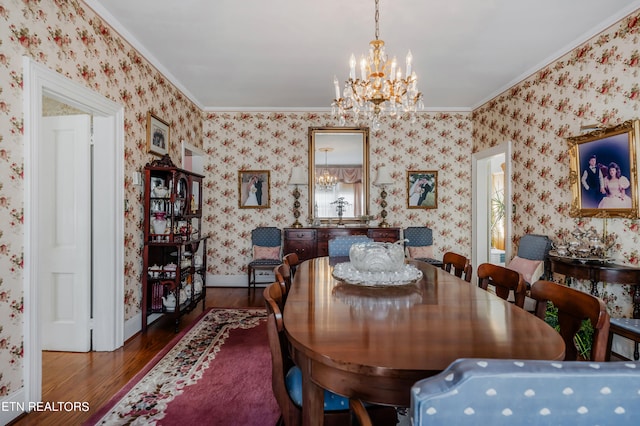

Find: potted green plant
<box><xmin>544</xmin><ymin>302</ymin><xmax>594</xmax><ymax>360</ymax></box>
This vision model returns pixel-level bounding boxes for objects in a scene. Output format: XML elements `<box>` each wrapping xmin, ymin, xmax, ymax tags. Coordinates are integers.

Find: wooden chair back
<box><xmin>263</xmin><ymin>282</ymin><xmax>386</xmax><ymax>425</ymax></box>
<box><xmin>283</xmin><ymin>253</ymin><xmax>300</xmax><ymax>279</ymax></box>
<box><xmin>274</xmin><ymin>263</ymin><xmax>292</xmax><ymax>296</ymax></box>
<box><xmin>477</xmin><ymin>263</ymin><xmax>526</xmax><ymax>308</ymax></box>
<box><xmin>531</xmin><ymin>280</ymin><xmax>610</xmax><ymax>361</ymax></box>
<box><xmin>442</xmin><ymin>252</ymin><xmax>472</xmax><ymax>282</ymax></box>
<box><xmin>263</xmin><ymin>282</ymin><xmax>300</xmax><ymax>425</ymax></box>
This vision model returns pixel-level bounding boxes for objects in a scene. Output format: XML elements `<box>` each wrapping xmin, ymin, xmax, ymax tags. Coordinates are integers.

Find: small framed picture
<box><xmin>567</xmin><ymin>120</ymin><xmax>639</xmax><ymax>218</ymax></box>
<box><xmin>147</xmin><ymin>112</ymin><xmax>170</xmax><ymax>156</ymax></box>
<box><xmin>238</xmin><ymin>170</ymin><xmax>270</xmax><ymax>209</ymax></box>
<box><xmin>407</xmin><ymin>170</ymin><xmax>438</xmax><ymax>209</ymax></box>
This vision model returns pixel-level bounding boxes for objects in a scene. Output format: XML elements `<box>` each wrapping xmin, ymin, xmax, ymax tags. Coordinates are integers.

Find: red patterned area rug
<box><xmin>86</xmin><ymin>308</ymin><xmax>279</xmax><ymax>425</ymax></box>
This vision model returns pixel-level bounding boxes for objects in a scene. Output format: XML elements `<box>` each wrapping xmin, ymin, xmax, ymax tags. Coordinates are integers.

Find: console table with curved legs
<box><xmin>549</xmin><ymin>256</ymin><xmax>640</xmax><ymax>318</ymax></box>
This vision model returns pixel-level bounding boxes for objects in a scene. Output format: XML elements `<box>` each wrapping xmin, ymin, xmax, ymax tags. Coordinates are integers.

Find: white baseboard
<box><xmin>0</xmin><ymin>389</ymin><xmax>26</xmax><ymax>424</ymax></box>
<box><xmin>124</xmin><ymin>313</ymin><xmax>162</xmax><ymax>341</ymax></box>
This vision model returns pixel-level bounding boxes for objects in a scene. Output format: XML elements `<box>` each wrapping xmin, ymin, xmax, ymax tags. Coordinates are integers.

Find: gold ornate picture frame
<box><xmin>567</xmin><ymin>120</ymin><xmax>640</xmax><ymax>218</ymax></box>
<box><xmin>147</xmin><ymin>112</ymin><xmax>170</xmax><ymax>156</ymax></box>
<box><xmin>407</xmin><ymin>170</ymin><xmax>438</xmax><ymax>209</ymax></box>
<box><xmin>238</xmin><ymin>170</ymin><xmax>270</xmax><ymax>209</ymax></box>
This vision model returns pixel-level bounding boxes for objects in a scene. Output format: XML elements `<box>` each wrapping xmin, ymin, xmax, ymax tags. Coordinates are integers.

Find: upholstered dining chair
<box><xmin>441</xmin><ymin>252</ymin><xmax>472</xmax><ymax>282</ymax></box>
<box><xmin>506</xmin><ymin>233</ymin><xmax>552</xmax><ymax>287</ymax></box>
<box><xmin>607</xmin><ymin>318</ymin><xmax>640</xmax><ymax>361</ymax></box>
<box><xmin>263</xmin><ymin>282</ymin><xmax>391</xmax><ymax>426</ymax></box>
<box><xmin>327</xmin><ymin>235</ymin><xmax>372</xmax><ymax>257</ymax></box>
<box><xmin>477</xmin><ymin>263</ymin><xmax>527</xmax><ymax>308</ymax></box>
<box><xmin>531</xmin><ymin>280</ymin><xmax>610</xmax><ymax>361</ymax></box>
<box><xmin>247</xmin><ymin>227</ymin><xmax>282</xmax><ymax>294</ymax></box>
<box><xmin>283</xmin><ymin>253</ymin><xmax>300</xmax><ymax>280</ymax></box>
<box><xmin>403</xmin><ymin>227</ymin><xmax>442</xmax><ymax>266</ymax></box>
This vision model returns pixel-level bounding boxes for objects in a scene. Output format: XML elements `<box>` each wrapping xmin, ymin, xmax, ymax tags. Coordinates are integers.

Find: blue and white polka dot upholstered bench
<box><xmin>411</xmin><ymin>358</ymin><xmax>640</xmax><ymax>425</ymax></box>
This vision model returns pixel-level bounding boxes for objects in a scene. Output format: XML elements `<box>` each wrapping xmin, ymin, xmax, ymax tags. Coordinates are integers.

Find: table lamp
<box><xmin>374</xmin><ymin>165</ymin><xmax>394</xmax><ymax>228</ymax></box>
<box><xmin>289</xmin><ymin>166</ymin><xmax>308</xmax><ymax>228</ymax></box>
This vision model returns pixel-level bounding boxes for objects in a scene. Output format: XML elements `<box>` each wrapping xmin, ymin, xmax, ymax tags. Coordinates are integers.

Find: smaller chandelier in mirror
<box><xmin>316</xmin><ymin>147</ymin><xmax>338</xmax><ymax>191</ymax></box>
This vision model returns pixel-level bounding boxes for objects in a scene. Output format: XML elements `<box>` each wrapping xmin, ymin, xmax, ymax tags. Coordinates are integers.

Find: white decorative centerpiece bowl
<box><xmin>349</xmin><ymin>241</ymin><xmax>405</xmax><ymax>272</ymax></box>
<box><xmin>333</xmin><ymin>240</ymin><xmax>422</xmax><ymax>286</ymax></box>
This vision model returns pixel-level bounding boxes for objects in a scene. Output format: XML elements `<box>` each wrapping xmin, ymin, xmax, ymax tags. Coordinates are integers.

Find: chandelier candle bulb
<box><xmin>406</xmin><ymin>51</ymin><xmax>412</xmax><ymax>76</ymax></box>
<box><xmin>334</xmin><ymin>76</ymin><xmax>341</xmax><ymax>99</ymax></box>
<box><xmin>349</xmin><ymin>55</ymin><xmax>357</xmax><ymax>79</ymax></box>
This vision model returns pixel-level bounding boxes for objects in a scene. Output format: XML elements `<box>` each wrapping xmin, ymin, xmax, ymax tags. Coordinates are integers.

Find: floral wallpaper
<box><xmin>201</xmin><ymin>112</ymin><xmax>473</xmax><ymax>278</ymax></box>
<box><xmin>0</xmin><ymin>0</ymin><xmax>639</xmax><ymax>403</ymax></box>
<box><xmin>473</xmin><ymin>11</ymin><xmax>640</xmax><ymax>318</ymax></box>
<box><xmin>0</xmin><ymin>0</ymin><xmax>202</xmax><ymax>395</ymax></box>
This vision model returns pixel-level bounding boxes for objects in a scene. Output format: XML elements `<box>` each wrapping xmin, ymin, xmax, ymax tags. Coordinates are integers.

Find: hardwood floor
<box><xmin>10</xmin><ymin>287</ymin><xmax>266</xmax><ymax>426</ymax></box>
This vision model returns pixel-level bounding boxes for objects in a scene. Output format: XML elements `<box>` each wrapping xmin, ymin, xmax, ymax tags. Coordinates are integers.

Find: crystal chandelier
<box><xmin>332</xmin><ymin>0</ymin><xmax>423</xmax><ymax>130</ymax></box>
<box><xmin>316</xmin><ymin>148</ymin><xmax>338</xmax><ymax>191</ymax></box>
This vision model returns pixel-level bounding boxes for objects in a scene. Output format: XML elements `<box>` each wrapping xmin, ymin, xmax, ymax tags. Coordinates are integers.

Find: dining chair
<box><xmin>506</xmin><ymin>233</ymin><xmax>552</xmax><ymax>288</ymax></box>
<box><xmin>441</xmin><ymin>251</ymin><xmax>472</xmax><ymax>282</ymax></box>
<box><xmin>274</xmin><ymin>263</ymin><xmax>292</xmax><ymax>297</ymax></box>
<box><xmin>327</xmin><ymin>235</ymin><xmax>372</xmax><ymax>257</ymax></box>
<box><xmin>531</xmin><ymin>280</ymin><xmax>610</xmax><ymax>361</ymax></box>
<box><xmin>606</xmin><ymin>318</ymin><xmax>640</xmax><ymax>361</ymax></box>
<box><xmin>403</xmin><ymin>227</ymin><xmax>442</xmax><ymax>266</ymax></box>
<box><xmin>247</xmin><ymin>227</ymin><xmax>282</xmax><ymax>294</ymax></box>
<box><xmin>263</xmin><ymin>282</ymin><xmax>391</xmax><ymax>426</ymax></box>
<box><xmin>477</xmin><ymin>263</ymin><xmax>526</xmax><ymax>308</ymax></box>
<box><xmin>283</xmin><ymin>253</ymin><xmax>300</xmax><ymax>280</ymax></box>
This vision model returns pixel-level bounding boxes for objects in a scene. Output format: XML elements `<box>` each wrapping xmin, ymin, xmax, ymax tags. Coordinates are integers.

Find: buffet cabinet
<box><xmin>142</xmin><ymin>160</ymin><xmax>208</xmax><ymax>332</ymax></box>
<box><xmin>283</xmin><ymin>227</ymin><xmax>401</xmax><ymax>262</ymax></box>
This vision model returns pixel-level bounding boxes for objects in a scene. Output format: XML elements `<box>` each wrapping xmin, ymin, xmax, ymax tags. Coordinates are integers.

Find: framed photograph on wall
<box><xmin>407</xmin><ymin>170</ymin><xmax>438</xmax><ymax>209</ymax></box>
<box><xmin>238</xmin><ymin>170</ymin><xmax>270</xmax><ymax>209</ymax></box>
<box><xmin>147</xmin><ymin>112</ymin><xmax>170</xmax><ymax>156</ymax></box>
<box><xmin>567</xmin><ymin>120</ymin><xmax>639</xmax><ymax>218</ymax></box>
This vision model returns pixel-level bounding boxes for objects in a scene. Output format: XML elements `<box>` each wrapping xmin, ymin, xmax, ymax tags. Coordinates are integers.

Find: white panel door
<box><xmin>40</xmin><ymin>115</ymin><xmax>91</xmax><ymax>352</ymax></box>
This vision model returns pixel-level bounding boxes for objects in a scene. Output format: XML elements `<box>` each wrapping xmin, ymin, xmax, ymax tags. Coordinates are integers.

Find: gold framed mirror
<box><xmin>308</xmin><ymin>127</ymin><xmax>369</xmax><ymax>224</ymax></box>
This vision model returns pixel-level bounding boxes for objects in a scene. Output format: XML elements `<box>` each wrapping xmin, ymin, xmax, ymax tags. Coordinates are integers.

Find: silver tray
<box><xmin>548</xmin><ymin>250</ymin><xmax>613</xmax><ymax>264</ymax></box>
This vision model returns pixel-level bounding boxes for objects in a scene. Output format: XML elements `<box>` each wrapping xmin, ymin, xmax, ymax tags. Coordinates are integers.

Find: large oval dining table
<box><xmin>283</xmin><ymin>257</ymin><xmax>566</xmax><ymax>426</ymax></box>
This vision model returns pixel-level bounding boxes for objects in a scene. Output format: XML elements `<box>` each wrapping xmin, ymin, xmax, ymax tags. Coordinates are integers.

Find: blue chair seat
<box><xmin>248</xmin><ymin>259</ymin><xmax>281</xmax><ymax>267</ymax></box>
<box><xmin>285</xmin><ymin>366</ymin><xmax>350</xmax><ymax>410</ymax></box>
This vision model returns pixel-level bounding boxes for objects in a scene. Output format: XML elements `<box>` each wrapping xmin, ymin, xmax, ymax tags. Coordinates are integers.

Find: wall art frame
<box><xmin>147</xmin><ymin>112</ymin><xmax>170</xmax><ymax>156</ymax></box>
<box><xmin>238</xmin><ymin>170</ymin><xmax>270</xmax><ymax>209</ymax></box>
<box><xmin>567</xmin><ymin>119</ymin><xmax>640</xmax><ymax>218</ymax></box>
<box><xmin>407</xmin><ymin>170</ymin><xmax>438</xmax><ymax>209</ymax></box>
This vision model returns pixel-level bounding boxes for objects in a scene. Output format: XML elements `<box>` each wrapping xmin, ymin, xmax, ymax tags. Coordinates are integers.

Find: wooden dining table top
<box><xmin>283</xmin><ymin>257</ymin><xmax>565</xmax><ymax>415</ymax></box>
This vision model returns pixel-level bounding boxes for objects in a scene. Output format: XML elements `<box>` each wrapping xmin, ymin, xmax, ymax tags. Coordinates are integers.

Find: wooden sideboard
<box><xmin>549</xmin><ymin>256</ymin><xmax>640</xmax><ymax>318</ymax></box>
<box><xmin>283</xmin><ymin>227</ymin><xmax>401</xmax><ymax>262</ymax></box>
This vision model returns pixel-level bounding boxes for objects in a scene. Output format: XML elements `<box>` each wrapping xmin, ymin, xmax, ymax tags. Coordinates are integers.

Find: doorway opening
<box><xmin>23</xmin><ymin>57</ymin><xmax>124</xmax><ymax>404</ymax></box>
<box><xmin>472</xmin><ymin>142</ymin><xmax>513</xmax><ymax>275</ymax></box>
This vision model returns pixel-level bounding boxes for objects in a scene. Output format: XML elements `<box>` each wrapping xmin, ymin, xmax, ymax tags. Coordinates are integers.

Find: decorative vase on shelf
<box><xmin>152</xmin><ymin>212</ymin><xmax>167</xmax><ymax>235</ymax></box>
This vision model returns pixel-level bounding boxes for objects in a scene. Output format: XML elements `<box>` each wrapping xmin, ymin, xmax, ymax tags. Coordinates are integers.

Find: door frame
<box><xmin>22</xmin><ymin>57</ymin><xmax>125</xmax><ymax>403</ymax></box>
<box><xmin>472</xmin><ymin>141</ymin><xmax>513</xmax><ymax>278</ymax></box>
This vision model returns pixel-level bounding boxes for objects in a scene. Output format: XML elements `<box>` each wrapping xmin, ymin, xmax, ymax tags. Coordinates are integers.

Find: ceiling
<box><xmin>85</xmin><ymin>0</ymin><xmax>640</xmax><ymax>111</ymax></box>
